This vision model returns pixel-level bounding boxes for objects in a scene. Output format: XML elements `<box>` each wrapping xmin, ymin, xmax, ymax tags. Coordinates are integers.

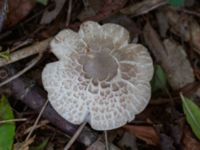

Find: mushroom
<box><xmin>42</xmin><ymin>21</ymin><xmax>154</xmax><ymax>131</ymax></box>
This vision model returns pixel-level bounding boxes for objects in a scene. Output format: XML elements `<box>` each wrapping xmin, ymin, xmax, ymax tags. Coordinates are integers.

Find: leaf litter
<box><xmin>0</xmin><ymin>0</ymin><xmax>200</xmax><ymax>149</ymax></box>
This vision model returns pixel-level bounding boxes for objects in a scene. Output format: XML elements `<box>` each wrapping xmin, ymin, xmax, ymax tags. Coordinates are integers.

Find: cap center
<box><xmin>79</xmin><ymin>50</ymin><xmax>118</xmax><ymax>81</ymax></box>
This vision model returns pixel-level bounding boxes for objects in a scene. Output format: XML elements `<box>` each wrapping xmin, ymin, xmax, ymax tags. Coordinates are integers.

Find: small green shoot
<box><xmin>0</xmin><ymin>50</ymin><xmax>11</xmax><ymax>60</ymax></box>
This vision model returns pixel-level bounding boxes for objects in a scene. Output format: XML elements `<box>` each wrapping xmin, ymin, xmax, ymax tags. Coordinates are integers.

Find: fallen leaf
<box><xmin>182</xmin><ymin>126</ymin><xmax>200</xmax><ymax>150</ymax></box>
<box><xmin>163</xmin><ymin>39</ymin><xmax>194</xmax><ymax>89</ymax></box>
<box><xmin>123</xmin><ymin>125</ymin><xmax>160</xmax><ymax>146</ymax></box>
<box><xmin>181</xmin><ymin>94</ymin><xmax>200</xmax><ymax>140</ymax></box>
<box><xmin>121</xmin><ymin>0</ymin><xmax>167</xmax><ymax>17</ymax></box>
<box><xmin>151</xmin><ymin>65</ymin><xmax>168</xmax><ymax>93</ymax></box>
<box><xmin>5</xmin><ymin>0</ymin><xmax>35</xmax><ymax>28</ymax></box>
<box><xmin>165</xmin><ymin>8</ymin><xmax>200</xmax><ymax>55</ymax></box>
<box><xmin>144</xmin><ymin>22</ymin><xmax>195</xmax><ymax>90</ymax></box>
<box><xmin>0</xmin><ymin>95</ymin><xmax>15</xmax><ymax>150</ymax></box>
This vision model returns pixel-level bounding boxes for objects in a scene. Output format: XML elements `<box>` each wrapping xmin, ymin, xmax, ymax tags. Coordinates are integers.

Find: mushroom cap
<box><xmin>42</xmin><ymin>21</ymin><xmax>154</xmax><ymax>130</ymax></box>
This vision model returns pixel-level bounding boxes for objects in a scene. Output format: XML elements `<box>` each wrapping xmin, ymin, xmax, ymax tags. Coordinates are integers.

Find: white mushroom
<box><xmin>42</xmin><ymin>21</ymin><xmax>154</xmax><ymax>131</ymax></box>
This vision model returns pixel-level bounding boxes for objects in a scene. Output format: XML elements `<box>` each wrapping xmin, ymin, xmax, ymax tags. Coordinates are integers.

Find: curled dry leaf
<box><xmin>123</xmin><ymin>125</ymin><xmax>160</xmax><ymax>146</ymax></box>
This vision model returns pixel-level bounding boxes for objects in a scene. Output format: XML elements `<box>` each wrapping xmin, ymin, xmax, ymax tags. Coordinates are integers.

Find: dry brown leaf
<box><xmin>123</xmin><ymin>125</ymin><xmax>160</xmax><ymax>146</ymax></box>
<box><xmin>4</xmin><ymin>0</ymin><xmax>35</xmax><ymax>28</ymax></box>
<box><xmin>121</xmin><ymin>0</ymin><xmax>167</xmax><ymax>17</ymax></box>
<box><xmin>143</xmin><ymin>22</ymin><xmax>195</xmax><ymax>90</ymax></box>
<box><xmin>163</xmin><ymin>39</ymin><xmax>195</xmax><ymax>89</ymax></box>
<box><xmin>182</xmin><ymin>126</ymin><xmax>200</xmax><ymax>150</ymax></box>
<box><xmin>165</xmin><ymin>8</ymin><xmax>200</xmax><ymax>55</ymax></box>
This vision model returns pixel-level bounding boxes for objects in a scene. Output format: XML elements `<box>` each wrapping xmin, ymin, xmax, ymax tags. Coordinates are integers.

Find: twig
<box><xmin>25</xmin><ymin>99</ymin><xmax>49</xmax><ymax>142</ymax></box>
<box><xmin>0</xmin><ymin>53</ymin><xmax>43</xmax><ymax>87</ymax></box>
<box><xmin>66</xmin><ymin>0</ymin><xmax>73</xmax><ymax>26</ymax></box>
<box><xmin>0</xmin><ymin>118</ymin><xmax>27</xmax><ymax>124</ymax></box>
<box><xmin>181</xmin><ymin>9</ymin><xmax>200</xmax><ymax>18</ymax></box>
<box><xmin>6</xmin><ymin>72</ymin><xmax>98</xmax><ymax>146</ymax></box>
<box><xmin>0</xmin><ymin>38</ymin><xmax>52</xmax><ymax>67</ymax></box>
<box><xmin>64</xmin><ymin>122</ymin><xmax>87</xmax><ymax>150</ymax></box>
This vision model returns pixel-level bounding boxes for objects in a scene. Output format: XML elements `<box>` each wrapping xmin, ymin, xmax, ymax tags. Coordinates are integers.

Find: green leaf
<box><xmin>168</xmin><ymin>0</ymin><xmax>185</xmax><ymax>7</ymax></box>
<box><xmin>37</xmin><ymin>0</ymin><xmax>48</xmax><ymax>5</ymax></box>
<box><xmin>0</xmin><ymin>51</ymin><xmax>11</xmax><ymax>60</ymax></box>
<box><xmin>151</xmin><ymin>65</ymin><xmax>167</xmax><ymax>92</ymax></box>
<box><xmin>30</xmin><ymin>138</ymin><xmax>49</xmax><ymax>150</ymax></box>
<box><xmin>0</xmin><ymin>96</ymin><xmax>15</xmax><ymax>150</ymax></box>
<box><xmin>181</xmin><ymin>93</ymin><xmax>200</xmax><ymax>140</ymax></box>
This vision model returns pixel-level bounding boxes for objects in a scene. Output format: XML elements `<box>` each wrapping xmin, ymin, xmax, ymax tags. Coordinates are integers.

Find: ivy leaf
<box><xmin>0</xmin><ymin>96</ymin><xmax>15</xmax><ymax>150</ymax></box>
<box><xmin>181</xmin><ymin>93</ymin><xmax>200</xmax><ymax>140</ymax></box>
<box><xmin>151</xmin><ymin>65</ymin><xmax>167</xmax><ymax>93</ymax></box>
<box><xmin>168</xmin><ymin>0</ymin><xmax>185</xmax><ymax>7</ymax></box>
<box><xmin>37</xmin><ymin>0</ymin><xmax>48</xmax><ymax>5</ymax></box>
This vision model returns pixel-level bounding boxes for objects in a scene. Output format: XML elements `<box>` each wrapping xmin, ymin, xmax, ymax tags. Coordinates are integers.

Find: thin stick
<box><xmin>25</xmin><ymin>100</ymin><xmax>49</xmax><ymax>142</ymax></box>
<box><xmin>64</xmin><ymin>122</ymin><xmax>87</xmax><ymax>150</ymax></box>
<box><xmin>66</xmin><ymin>0</ymin><xmax>73</xmax><ymax>26</ymax></box>
<box><xmin>0</xmin><ymin>53</ymin><xmax>43</xmax><ymax>87</ymax></box>
<box><xmin>0</xmin><ymin>38</ymin><xmax>51</xmax><ymax>67</ymax></box>
<box><xmin>0</xmin><ymin>118</ymin><xmax>27</xmax><ymax>124</ymax></box>
<box><xmin>104</xmin><ymin>130</ymin><xmax>110</xmax><ymax>150</ymax></box>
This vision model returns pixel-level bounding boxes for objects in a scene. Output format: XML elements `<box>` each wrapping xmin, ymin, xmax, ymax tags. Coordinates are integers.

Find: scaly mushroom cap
<box><xmin>42</xmin><ymin>21</ymin><xmax>154</xmax><ymax>130</ymax></box>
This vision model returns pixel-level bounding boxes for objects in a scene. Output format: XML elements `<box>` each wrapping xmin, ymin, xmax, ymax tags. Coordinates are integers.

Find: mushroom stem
<box><xmin>104</xmin><ymin>131</ymin><xmax>110</xmax><ymax>150</ymax></box>
<box><xmin>64</xmin><ymin>122</ymin><xmax>87</xmax><ymax>150</ymax></box>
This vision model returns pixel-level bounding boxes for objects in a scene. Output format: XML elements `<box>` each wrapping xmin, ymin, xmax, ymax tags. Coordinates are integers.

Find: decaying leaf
<box><xmin>121</xmin><ymin>0</ymin><xmax>167</xmax><ymax>17</ymax></box>
<box><xmin>118</xmin><ymin>132</ymin><xmax>138</xmax><ymax>150</ymax></box>
<box><xmin>165</xmin><ymin>8</ymin><xmax>200</xmax><ymax>55</ymax></box>
<box><xmin>182</xmin><ymin>126</ymin><xmax>200</xmax><ymax>150</ymax></box>
<box><xmin>4</xmin><ymin>0</ymin><xmax>35</xmax><ymax>28</ymax></box>
<box><xmin>143</xmin><ymin>22</ymin><xmax>195</xmax><ymax>90</ymax></box>
<box><xmin>163</xmin><ymin>39</ymin><xmax>194</xmax><ymax>89</ymax></box>
<box><xmin>123</xmin><ymin>125</ymin><xmax>160</xmax><ymax>146</ymax></box>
